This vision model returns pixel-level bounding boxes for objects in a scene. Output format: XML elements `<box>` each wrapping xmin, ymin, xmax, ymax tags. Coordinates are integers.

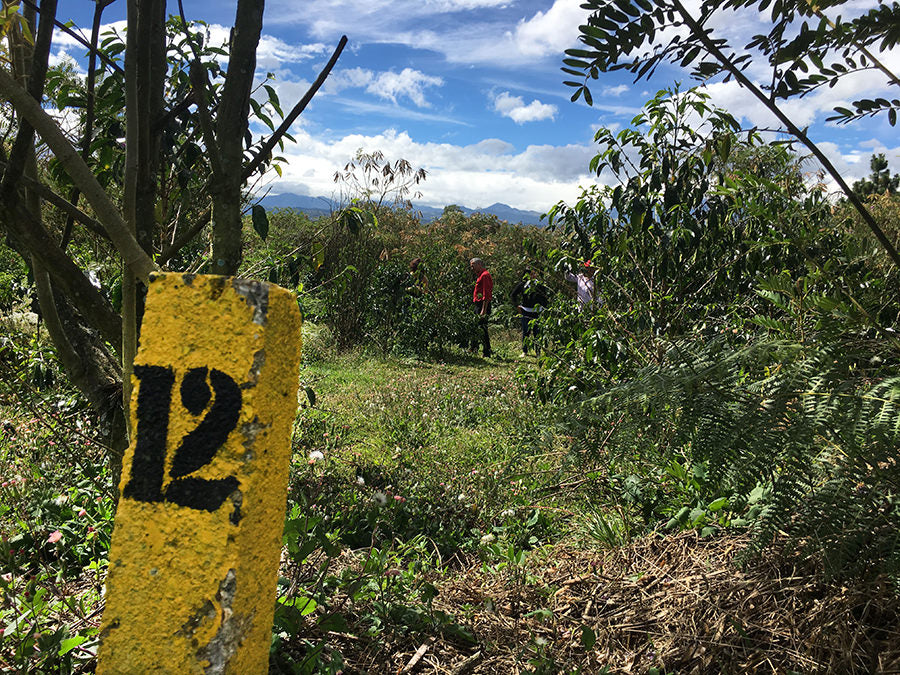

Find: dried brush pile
<box><xmin>304</xmin><ymin>531</ymin><xmax>900</xmax><ymax>674</ymax></box>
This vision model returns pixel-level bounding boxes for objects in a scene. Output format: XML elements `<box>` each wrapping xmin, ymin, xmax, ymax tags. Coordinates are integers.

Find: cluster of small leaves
<box><xmin>852</xmin><ymin>153</ymin><xmax>900</xmax><ymax>199</ymax></box>
<box><xmin>578</xmin><ymin>330</ymin><xmax>900</xmax><ymax>579</ymax></box>
<box><xmin>333</xmin><ymin>149</ymin><xmax>427</xmax><ymax>213</ymax></box>
<box><xmin>565</xmin><ymin>0</ymin><xmax>900</xmax><ymax>126</ymax></box>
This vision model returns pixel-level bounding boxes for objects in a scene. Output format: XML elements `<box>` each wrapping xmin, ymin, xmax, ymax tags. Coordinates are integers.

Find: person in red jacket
<box><xmin>469</xmin><ymin>257</ymin><xmax>493</xmax><ymax>357</ymax></box>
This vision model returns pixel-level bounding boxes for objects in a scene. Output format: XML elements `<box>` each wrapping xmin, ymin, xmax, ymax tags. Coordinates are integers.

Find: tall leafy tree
<box><xmin>0</xmin><ymin>0</ymin><xmax>346</xmax><ymax>482</ymax></box>
<box><xmin>545</xmin><ymin>87</ymin><xmax>827</xmax><ymax>379</ymax></box>
<box><xmin>853</xmin><ymin>153</ymin><xmax>900</xmax><ymax>198</ymax></box>
<box><xmin>563</xmin><ymin>0</ymin><xmax>900</xmax><ymax>267</ymax></box>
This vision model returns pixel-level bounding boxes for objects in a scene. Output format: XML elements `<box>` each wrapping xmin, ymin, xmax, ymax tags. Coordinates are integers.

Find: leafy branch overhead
<box><xmin>564</xmin><ymin>0</ymin><xmax>900</xmax><ymax>267</ymax></box>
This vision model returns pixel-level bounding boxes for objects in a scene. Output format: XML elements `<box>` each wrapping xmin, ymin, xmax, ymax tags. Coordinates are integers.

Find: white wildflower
<box><xmin>501</xmin><ymin>509</ymin><xmax>515</xmax><ymax>519</ymax></box>
<box><xmin>308</xmin><ymin>450</ymin><xmax>324</xmax><ymax>463</ymax></box>
<box><xmin>53</xmin><ymin>495</ymin><xmax>68</xmax><ymax>506</ymax></box>
<box><xmin>372</xmin><ymin>491</ymin><xmax>388</xmax><ymax>507</ymax></box>
<box><xmin>356</xmin><ymin>475</ymin><xmax>365</xmax><ymax>486</ymax></box>
<box><xmin>480</xmin><ymin>533</ymin><xmax>495</xmax><ymax>545</ymax></box>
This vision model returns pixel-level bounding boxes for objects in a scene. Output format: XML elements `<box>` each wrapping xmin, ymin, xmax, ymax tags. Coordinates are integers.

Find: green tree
<box><xmin>0</xmin><ymin>1</ymin><xmax>347</xmax><ymax>481</ymax></box>
<box><xmin>544</xmin><ymin>87</ymin><xmax>823</xmax><ymax>382</ymax></box>
<box><xmin>563</xmin><ymin>0</ymin><xmax>900</xmax><ymax>267</ymax></box>
<box><xmin>538</xmin><ymin>87</ymin><xmax>900</xmax><ymax>579</ymax></box>
<box><xmin>853</xmin><ymin>153</ymin><xmax>900</xmax><ymax>198</ymax></box>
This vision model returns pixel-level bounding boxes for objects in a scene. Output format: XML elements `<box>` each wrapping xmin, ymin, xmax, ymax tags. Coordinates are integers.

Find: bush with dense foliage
<box><xmin>534</xmin><ymin>87</ymin><xmax>900</xmax><ymax>580</ymax></box>
<box><xmin>240</xmin><ymin>200</ymin><xmax>562</xmax><ymax>357</ymax></box>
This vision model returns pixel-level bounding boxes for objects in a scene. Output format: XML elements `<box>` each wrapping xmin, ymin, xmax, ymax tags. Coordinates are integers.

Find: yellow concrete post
<box><xmin>98</xmin><ymin>273</ymin><xmax>302</xmax><ymax>675</ymax></box>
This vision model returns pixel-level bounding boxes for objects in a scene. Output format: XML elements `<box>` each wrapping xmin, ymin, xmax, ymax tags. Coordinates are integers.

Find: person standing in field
<box><xmin>565</xmin><ymin>260</ymin><xmax>598</xmax><ymax>309</ymax></box>
<box><xmin>469</xmin><ymin>257</ymin><xmax>493</xmax><ymax>357</ymax></box>
<box><xmin>510</xmin><ymin>268</ymin><xmax>549</xmax><ymax>357</ymax></box>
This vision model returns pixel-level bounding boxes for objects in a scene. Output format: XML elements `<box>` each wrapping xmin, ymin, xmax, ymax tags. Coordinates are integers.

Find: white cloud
<box><xmin>492</xmin><ymin>91</ymin><xmax>557</xmax><ymax>123</ymax></box>
<box><xmin>602</xmin><ymin>84</ymin><xmax>629</xmax><ymax>97</ymax></box>
<box><xmin>325</xmin><ymin>97</ymin><xmax>467</xmax><ymax>125</ymax></box>
<box><xmin>266</xmin><ymin>128</ymin><xmax>598</xmax><ymax>212</ymax></box>
<box><xmin>47</xmin><ymin>48</ymin><xmax>78</xmax><ymax>71</ymax></box>
<box><xmin>255</xmin><ymin>36</ymin><xmax>329</xmax><ymax>71</ymax></box>
<box><xmin>270</xmin><ymin>0</ymin><xmax>511</xmax><ymax>30</ymax></box>
<box><xmin>700</xmin><ymin>52</ymin><xmax>900</xmax><ymax>133</ymax></box>
<box><xmin>809</xmin><ymin>141</ymin><xmax>900</xmax><ymax>197</ymax></box>
<box><xmin>470</xmin><ymin>138</ymin><xmax>515</xmax><ymax>155</ymax></box>
<box><xmin>326</xmin><ymin>67</ymin><xmax>443</xmax><ymax>107</ymax></box>
<box><xmin>268</xmin><ymin>0</ymin><xmax>589</xmax><ymax>66</ymax></box>
<box><xmin>511</xmin><ymin>0</ymin><xmax>587</xmax><ymax>59</ymax></box>
<box><xmin>371</xmin><ymin>68</ymin><xmax>444</xmax><ymax>107</ymax></box>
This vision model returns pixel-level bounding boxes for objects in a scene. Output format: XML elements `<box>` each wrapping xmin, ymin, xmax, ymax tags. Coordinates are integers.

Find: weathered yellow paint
<box><xmin>98</xmin><ymin>273</ymin><xmax>302</xmax><ymax>675</ymax></box>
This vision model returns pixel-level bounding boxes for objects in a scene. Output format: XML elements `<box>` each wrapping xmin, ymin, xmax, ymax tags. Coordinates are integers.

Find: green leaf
<box><xmin>263</xmin><ymin>83</ymin><xmax>283</xmax><ymax>117</ymax></box>
<box><xmin>422</xmin><ymin>582</ymin><xmax>438</xmax><ymax>604</ymax></box>
<box><xmin>251</xmin><ymin>204</ymin><xmax>269</xmax><ymax>241</ymax></box>
<box><xmin>614</xmin><ymin>0</ymin><xmax>641</xmax><ymax>17</ymax></box>
<box><xmin>707</xmin><ymin>497</ymin><xmax>729</xmax><ymax>512</ymax></box>
<box><xmin>582</xmin><ymin>625</ymin><xmax>597</xmax><ymax>649</ymax></box>
<box><xmin>567</xmin><ymin>48</ymin><xmax>598</xmax><ymax>58</ymax></box>
<box><xmin>718</xmin><ymin>134</ymin><xmax>732</xmax><ymax>162</ymax></box>
<box><xmin>312</xmin><ymin>241</ymin><xmax>325</xmax><ymax>270</ymax></box>
<box><xmin>340</xmin><ymin>208</ymin><xmax>363</xmax><ymax>235</ymax></box>
<box><xmin>58</xmin><ymin>636</ymin><xmax>87</xmax><ymax>656</ymax></box>
<box><xmin>298</xmin><ymin>597</ymin><xmax>318</xmax><ymax>616</ymax></box>
<box><xmin>318</xmin><ymin>612</ymin><xmax>348</xmax><ymax>633</ymax></box>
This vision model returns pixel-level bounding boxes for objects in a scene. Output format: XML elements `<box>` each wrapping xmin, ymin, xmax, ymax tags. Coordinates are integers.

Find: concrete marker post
<box><xmin>98</xmin><ymin>273</ymin><xmax>302</xmax><ymax>674</ymax></box>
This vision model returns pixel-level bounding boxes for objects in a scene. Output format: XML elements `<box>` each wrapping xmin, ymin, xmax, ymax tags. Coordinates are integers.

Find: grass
<box><xmin>0</xmin><ymin>326</ymin><xmax>579</xmax><ymax>673</ymax></box>
<box><xmin>4</xmin><ymin>326</ymin><xmax>897</xmax><ymax>674</ymax></box>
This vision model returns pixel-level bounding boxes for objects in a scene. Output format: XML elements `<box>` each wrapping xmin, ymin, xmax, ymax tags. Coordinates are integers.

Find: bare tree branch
<box><xmin>18</xmin><ymin>0</ymin><xmax>124</xmax><ymax>75</ymax></box>
<box><xmin>243</xmin><ymin>35</ymin><xmax>348</xmax><ymax>181</ymax></box>
<box><xmin>0</xmin><ymin>158</ymin><xmax>108</xmax><ymax>238</ymax></box>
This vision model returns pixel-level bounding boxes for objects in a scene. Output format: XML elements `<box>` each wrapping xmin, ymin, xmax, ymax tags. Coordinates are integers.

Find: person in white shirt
<box><xmin>565</xmin><ymin>261</ymin><xmax>598</xmax><ymax>309</ymax></box>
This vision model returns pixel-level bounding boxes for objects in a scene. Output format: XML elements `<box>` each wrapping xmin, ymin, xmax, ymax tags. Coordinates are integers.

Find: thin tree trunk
<box><xmin>122</xmin><ymin>0</ymin><xmax>167</xmax><ymax>432</ymax></box>
<box><xmin>0</xmin><ymin>0</ymin><xmax>127</xmax><ymax>486</ymax></box>
<box><xmin>212</xmin><ymin>0</ymin><xmax>264</xmax><ymax>275</ymax></box>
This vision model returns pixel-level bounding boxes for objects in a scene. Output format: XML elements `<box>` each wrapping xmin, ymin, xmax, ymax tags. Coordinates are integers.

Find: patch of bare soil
<box><xmin>304</xmin><ymin>532</ymin><xmax>900</xmax><ymax>674</ymax></box>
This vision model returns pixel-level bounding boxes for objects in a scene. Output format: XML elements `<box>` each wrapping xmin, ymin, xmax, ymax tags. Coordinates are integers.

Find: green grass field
<box><xmin>2</xmin><ymin>325</ymin><xmax>898</xmax><ymax>673</ymax></box>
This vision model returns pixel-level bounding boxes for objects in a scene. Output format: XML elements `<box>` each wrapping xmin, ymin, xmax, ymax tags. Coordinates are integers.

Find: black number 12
<box><xmin>123</xmin><ymin>365</ymin><xmax>241</xmax><ymax>513</ymax></box>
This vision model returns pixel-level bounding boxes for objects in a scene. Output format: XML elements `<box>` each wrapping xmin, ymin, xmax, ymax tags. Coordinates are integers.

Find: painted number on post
<box><xmin>123</xmin><ymin>365</ymin><xmax>242</xmax><ymax>515</ymax></box>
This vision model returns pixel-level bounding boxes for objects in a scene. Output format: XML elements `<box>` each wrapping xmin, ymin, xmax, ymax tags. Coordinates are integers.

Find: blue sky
<box><xmin>54</xmin><ymin>0</ymin><xmax>899</xmax><ymax>214</ymax></box>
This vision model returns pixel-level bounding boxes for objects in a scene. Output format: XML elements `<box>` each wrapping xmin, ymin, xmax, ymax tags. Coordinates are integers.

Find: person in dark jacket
<box><xmin>510</xmin><ymin>268</ymin><xmax>549</xmax><ymax>356</ymax></box>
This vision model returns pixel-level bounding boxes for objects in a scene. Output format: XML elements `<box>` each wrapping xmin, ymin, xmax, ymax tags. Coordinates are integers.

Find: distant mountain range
<box><xmin>258</xmin><ymin>192</ymin><xmax>547</xmax><ymax>227</ymax></box>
